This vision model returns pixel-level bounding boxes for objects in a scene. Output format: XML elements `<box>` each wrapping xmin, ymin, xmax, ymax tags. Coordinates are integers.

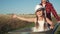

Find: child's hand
<box><xmin>50</xmin><ymin>25</ymin><xmax>54</xmax><ymax>29</ymax></box>
<box><xmin>13</xmin><ymin>14</ymin><xmax>17</xmax><ymax>19</ymax></box>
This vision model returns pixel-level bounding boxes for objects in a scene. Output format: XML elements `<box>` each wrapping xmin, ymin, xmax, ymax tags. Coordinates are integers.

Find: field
<box><xmin>0</xmin><ymin>14</ymin><xmax>60</xmax><ymax>34</ymax></box>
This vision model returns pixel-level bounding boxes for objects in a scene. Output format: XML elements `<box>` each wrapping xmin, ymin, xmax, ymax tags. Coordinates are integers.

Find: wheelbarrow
<box><xmin>20</xmin><ymin>23</ymin><xmax>60</xmax><ymax>34</ymax></box>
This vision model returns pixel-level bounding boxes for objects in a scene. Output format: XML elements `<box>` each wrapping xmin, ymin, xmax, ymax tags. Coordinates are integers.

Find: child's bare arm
<box><xmin>46</xmin><ymin>18</ymin><xmax>54</xmax><ymax>29</ymax></box>
<box><xmin>13</xmin><ymin>14</ymin><xmax>35</xmax><ymax>22</ymax></box>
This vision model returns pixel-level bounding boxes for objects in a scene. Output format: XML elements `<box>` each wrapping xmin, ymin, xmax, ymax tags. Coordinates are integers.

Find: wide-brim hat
<box><xmin>35</xmin><ymin>5</ymin><xmax>45</xmax><ymax>11</ymax></box>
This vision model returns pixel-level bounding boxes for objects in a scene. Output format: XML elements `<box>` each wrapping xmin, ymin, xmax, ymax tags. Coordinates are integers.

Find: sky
<box><xmin>0</xmin><ymin>0</ymin><xmax>60</xmax><ymax>14</ymax></box>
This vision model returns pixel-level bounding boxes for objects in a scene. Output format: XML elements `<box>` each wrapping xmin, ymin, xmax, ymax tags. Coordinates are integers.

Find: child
<box><xmin>13</xmin><ymin>5</ymin><xmax>54</xmax><ymax>32</ymax></box>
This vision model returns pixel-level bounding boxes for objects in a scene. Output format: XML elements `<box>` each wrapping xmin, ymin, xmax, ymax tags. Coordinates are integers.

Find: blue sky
<box><xmin>0</xmin><ymin>0</ymin><xmax>60</xmax><ymax>14</ymax></box>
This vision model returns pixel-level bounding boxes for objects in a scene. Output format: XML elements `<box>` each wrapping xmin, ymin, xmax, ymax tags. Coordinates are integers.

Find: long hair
<box><xmin>35</xmin><ymin>11</ymin><xmax>39</xmax><ymax>28</ymax></box>
<box><xmin>35</xmin><ymin>15</ymin><xmax>39</xmax><ymax>28</ymax></box>
<box><xmin>41</xmin><ymin>10</ymin><xmax>48</xmax><ymax>30</ymax></box>
<box><xmin>40</xmin><ymin>8</ymin><xmax>48</xmax><ymax>29</ymax></box>
<box><xmin>43</xmin><ymin>12</ymin><xmax>48</xmax><ymax>30</ymax></box>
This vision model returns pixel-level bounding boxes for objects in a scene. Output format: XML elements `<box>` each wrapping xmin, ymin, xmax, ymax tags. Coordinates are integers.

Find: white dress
<box><xmin>32</xmin><ymin>18</ymin><xmax>50</xmax><ymax>32</ymax></box>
